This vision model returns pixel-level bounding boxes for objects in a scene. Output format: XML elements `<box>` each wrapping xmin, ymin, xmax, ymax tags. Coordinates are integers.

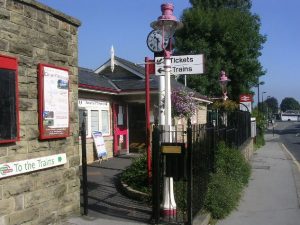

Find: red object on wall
<box><xmin>0</xmin><ymin>55</ymin><xmax>19</xmax><ymax>144</ymax></box>
<box><xmin>113</xmin><ymin>103</ymin><xmax>128</xmax><ymax>156</ymax></box>
<box><xmin>239</xmin><ymin>94</ymin><xmax>253</xmax><ymax>102</ymax></box>
<box><xmin>38</xmin><ymin>63</ymin><xmax>70</xmax><ymax>140</ymax></box>
<box><xmin>145</xmin><ymin>57</ymin><xmax>153</xmax><ymax>181</ymax></box>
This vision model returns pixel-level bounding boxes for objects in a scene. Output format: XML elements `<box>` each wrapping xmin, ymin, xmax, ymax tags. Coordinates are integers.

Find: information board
<box><xmin>92</xmin><ymin>131</ymin><xmax>107</xmax><ymax>158</ymax></box>
<box><xmin>38</xmin><ymin>64</ymin><xmax>69</xmax><ymax>139</ymax></box>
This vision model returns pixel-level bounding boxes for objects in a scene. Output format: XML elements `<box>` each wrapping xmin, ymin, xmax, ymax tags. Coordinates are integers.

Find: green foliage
<box><xmin>211</xmin><ymin>100</ymin><xmax>239</xmax><ymax>111</ymax></box>
<box><xmin>215</xmin><ymin>142</ymin><xmax>251</xmax><ymax>185</ymax></box>
<box><xmin>204</xmin><ymin>171</ymin><xmax>241</xmax><ymax>219</ymax></box>
<box><xmin>190</xmin><ymin>0</ymin><xmax>252</xmax><ymax>10</ymax></box>
<box><xmin>264</xmin><ymin>96</ymin><xmax>278</xmax><ymax>114</ymax></box>
<box><xmin>204</xmin><ymin>142</ymin><xmax>251</xmax><ymax>219</ymax></box>
<box><xmin>252</xmin><ymin>107</ymin><xmax>265</xmax><ymax>129</ymax></box>
<box><xmin>175</xmin><ymin>1</ymin><xmax>266</xmax><ymax>101</ymax></box>
<box><xmin>255</xmin><ymin>131</ymin><xmax>265</xmax><ymax>149</ymax></box>
<box><xmin>280</xmin><ymin>97</ymin><xmax>300</xmax><ymax>112</ymax></box>
<box><xmin>121</xmin><ymin>155</ymin><xmax>150</xmax><ymax>194</ymax></box>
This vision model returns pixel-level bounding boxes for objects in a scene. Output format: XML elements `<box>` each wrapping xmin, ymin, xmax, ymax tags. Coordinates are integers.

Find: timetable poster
<box><xmin>39</xmin><ymin>64</ymin><xmax>69</xmax><ymax>139</ymax></box>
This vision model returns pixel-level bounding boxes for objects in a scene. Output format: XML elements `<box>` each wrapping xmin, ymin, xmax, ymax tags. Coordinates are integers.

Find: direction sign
<box><xmin>155</xmin><ymin>54</ymin><xmax>204</xmax><ymax>76</ymax></box>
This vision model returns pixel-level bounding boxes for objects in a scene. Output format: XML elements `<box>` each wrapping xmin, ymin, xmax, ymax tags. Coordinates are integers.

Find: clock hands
<box><xmin>154</xmin><ymin>36</ymin><xmax>160</xmax><ymax>50</ymax></box>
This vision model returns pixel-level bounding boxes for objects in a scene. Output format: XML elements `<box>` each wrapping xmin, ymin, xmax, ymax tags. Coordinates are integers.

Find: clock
<box><xmin>146</xmin><ymin>30</ymin><xmax>170</xmax><ymax>53</ymax></box>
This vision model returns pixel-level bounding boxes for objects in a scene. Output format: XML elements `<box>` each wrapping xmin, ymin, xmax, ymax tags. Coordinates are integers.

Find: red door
<box><xmin>113</xmin><ymin>104</ymin><xmax>128</xmax><ymax>156</ymax></box>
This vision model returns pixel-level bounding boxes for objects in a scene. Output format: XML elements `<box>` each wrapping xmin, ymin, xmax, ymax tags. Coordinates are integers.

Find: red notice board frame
<box><xmin>38</xmin><ymin>63</ymin><xmax>70</xmax><ymax>140</ymax></box>
<box><xmin>0</xmin><ymin>55</ymin><xmax>20</xmax><ymax>144</ymax></box>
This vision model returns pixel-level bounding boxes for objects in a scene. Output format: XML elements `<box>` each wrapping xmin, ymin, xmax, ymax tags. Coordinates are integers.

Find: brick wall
<box><xmin>0</xmin><ymin>0</ymin><xmax>81</xmax><ymax>224</ymax></box>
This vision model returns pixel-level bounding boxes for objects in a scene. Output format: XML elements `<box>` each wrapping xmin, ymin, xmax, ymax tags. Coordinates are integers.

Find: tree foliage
<box><xmin>190</xmin><ymin>0</ymin><xmax>252</xmax><ymax>10</ymax></box>
<box><xmin>264</xmin><ymin>97</ymin><xmax>278</xmax><ymax>114</ymax></box>
<box><xmin>280</xmin><ymin>97</ymin><xmax>300</xmax><ymax>112</ymax></box>
<box><xmin>175</xmin><ymin>0</ymin><xmax>266</xmax><ymax>101</ymax></box>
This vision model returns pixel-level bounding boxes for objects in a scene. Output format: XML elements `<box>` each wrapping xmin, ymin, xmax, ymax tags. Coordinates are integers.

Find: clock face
<box><xmin>146</xmin><ymin>30</ymin><xmax>170</xmax><ymax>53</ymax></box>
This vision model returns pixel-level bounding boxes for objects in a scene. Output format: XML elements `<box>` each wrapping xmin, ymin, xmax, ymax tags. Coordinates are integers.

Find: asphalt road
<box><xmin>274</xmin><ymin>121</ymin><xmax>300</xmax><ymax>160</ymax></box>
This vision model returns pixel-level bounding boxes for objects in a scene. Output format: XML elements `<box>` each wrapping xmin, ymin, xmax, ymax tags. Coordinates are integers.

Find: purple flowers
<box><xmin>171</xmin><ymin>88</ymin><xmax>197</xmax><ymax>118</ymax></box>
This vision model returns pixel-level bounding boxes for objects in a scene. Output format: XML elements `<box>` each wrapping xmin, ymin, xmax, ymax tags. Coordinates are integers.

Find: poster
<box><xmin>92</xmin><ymin>131</ymin><xmax>107</xmax><ymax>158</ymax></box>
<box><xmin>39</xmin><ymin>64</ymin><xmax>69</xmax><ymax>139</ymax></box>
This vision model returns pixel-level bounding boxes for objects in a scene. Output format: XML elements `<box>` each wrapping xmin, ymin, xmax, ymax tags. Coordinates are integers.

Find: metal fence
<box><xmin>151</xmin><ymin>110</ymin><xmax>251</xmax><ymax>225</ymax></box>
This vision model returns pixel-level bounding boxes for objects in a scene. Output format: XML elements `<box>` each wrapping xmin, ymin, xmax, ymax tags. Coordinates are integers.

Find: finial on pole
<box><xmin>110</xmin><ymin>45</ymin><xmax>115</xmax><ymax>73</ymax></box>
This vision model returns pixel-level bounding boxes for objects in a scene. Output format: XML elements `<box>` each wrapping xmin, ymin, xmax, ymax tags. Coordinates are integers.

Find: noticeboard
<box><xmin>38</xmin><ymin>64</ymin><xmax>69</xmax><ymax>140</ymax></box>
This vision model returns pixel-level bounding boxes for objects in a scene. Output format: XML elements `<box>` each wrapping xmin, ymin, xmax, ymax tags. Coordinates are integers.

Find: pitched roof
<box><xmin>78</xmin><ymin>67</ymin><xmax>119</xmax><ymax>92</ymax></box>
<box><xmin>79</xmin><ymin>56</ymin><xmax>211</xmax><ymax>103</ymax></box>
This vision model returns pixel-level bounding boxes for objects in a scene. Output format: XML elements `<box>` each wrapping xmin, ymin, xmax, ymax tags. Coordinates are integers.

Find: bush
<box><xmin>121</xmin><ymin>154</ymin><xmax>150</xmax><ymax>194</ymax></box>
<box><xmin>215</xmin><ymin>142</ymin><xmax>251</xmax><ymax>186</ymax></box>
<box><xmin>204</xmin><ymin>142</ymin><xmax>251</xmax><ymax>219</ymax></box>
<box><xmin>204</xmin><ymin>172</ymin><xmax>241</xmax><ymax>219</ymax></box>
<box><xmin>255</xmin><ymin>131</ymin><xmax>265</xmax><ymax>149</ymax></box>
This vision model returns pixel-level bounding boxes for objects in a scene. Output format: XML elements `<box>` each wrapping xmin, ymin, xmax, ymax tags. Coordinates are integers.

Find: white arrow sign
<box><xmin>155</xmin><ymin>54</ymin><xmax>204</xmax><ymax>76</ymax></box>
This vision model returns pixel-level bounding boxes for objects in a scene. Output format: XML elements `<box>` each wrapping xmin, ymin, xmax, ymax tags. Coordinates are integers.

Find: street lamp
<box><xmin>150</xmin><ymin>3</ymin><xmax>182</xmax><ymax>217</ymax></box>
<box><xmin>151</xmin><ymin>3</ymin><xmax>183</xmax><ymax>129</ymax></box>
<box><xmin>219</xmin><ymin>70</ymin><xmax>230</xmax><ymax>100</ymax></box>
<box><xmin>262</xmin><ymin>91</ymin><xmax>267</xmax><ymax>115</ymax></box>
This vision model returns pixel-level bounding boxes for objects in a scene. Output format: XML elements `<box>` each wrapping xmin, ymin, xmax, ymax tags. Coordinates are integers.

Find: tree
<box><xmin>264</xmin><ymin>97</ymin><xmax>278</xmax><ymax>114</ymax></box>
<box><xmin>280</xmin><ymin>97</ymin><xmax>300</xmax><ymax>112</ymax></box>
<box><xmin>174</xmin><ymin>0</ymin><xmax>266</xmax><ymax>101</ymax></box>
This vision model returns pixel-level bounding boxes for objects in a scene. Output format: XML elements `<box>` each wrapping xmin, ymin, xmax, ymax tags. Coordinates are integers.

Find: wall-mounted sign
<box><xmin>0</xmin><ymin>153</ymin><xmax>67</xmax><ymax>179</ymax></box>
<box><xmin>38</xmin><ymin>64</ymin><xmax>69</xmax><ymax>139</ymax></box>
<box><xmin>78</xmin><ymin>99</ymin><xmax>109</xmax><ymax>108</ymax></box>
<box><xmin>239</xmin><ymin>94</ymin><xmax>253</xmax><ymax>113</ymax></box>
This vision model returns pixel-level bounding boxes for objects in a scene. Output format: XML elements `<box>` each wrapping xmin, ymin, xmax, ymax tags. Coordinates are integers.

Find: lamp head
<box><xmin>150</xmin><ymin>3</ymin><xmax>183</xmax><ymax>39</ymax></box>
<box><xmin>219</xmin><ymin>70</ymin><xmax>231</xmax><ymax>100</ymax></box>
<box><xmin>219</xmin><ymin>70</ymin><xmax>230</xmax><ymax>89</ymax></box>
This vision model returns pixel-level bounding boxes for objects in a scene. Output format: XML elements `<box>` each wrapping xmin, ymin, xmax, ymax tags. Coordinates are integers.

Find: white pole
<box><xmin>165</xmin><ymin>57</ymin><xmax>172</xmax><ymax>131</ymax></box>
<box><xmin>159</xmin><ymin>75</ymin><xmax>165</xmax><ymax>126</ymax></box>
<box><xmin>161</xmin><ymin>55</ymin><xmax>176</xmax><ymax>216</ymax></box>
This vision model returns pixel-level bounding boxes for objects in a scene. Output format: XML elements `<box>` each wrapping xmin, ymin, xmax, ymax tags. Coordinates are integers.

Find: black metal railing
<box><xmin>151</xmin><ymin>110</ymin><xmax>251</xmax><ymax>225</ymax></box>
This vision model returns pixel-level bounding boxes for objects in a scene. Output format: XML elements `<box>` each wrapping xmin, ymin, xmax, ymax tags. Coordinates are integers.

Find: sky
<box><xmin>37</xmin><ymin>0</ymin><xmax>300</xmax><ymax>105</ymax></box>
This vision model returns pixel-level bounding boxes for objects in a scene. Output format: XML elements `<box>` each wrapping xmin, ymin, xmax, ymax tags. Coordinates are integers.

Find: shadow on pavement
<box><xmin>81</xmin><ymin>155</ymin><xmax>151</xmax><ymax>224</ymax></box>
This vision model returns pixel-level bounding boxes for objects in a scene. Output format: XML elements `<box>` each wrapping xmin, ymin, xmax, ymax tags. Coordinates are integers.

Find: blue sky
<box><xmin>38</xmin><ymin>0</ymin><xmax>300</xmax><ymax>105</ymax></box>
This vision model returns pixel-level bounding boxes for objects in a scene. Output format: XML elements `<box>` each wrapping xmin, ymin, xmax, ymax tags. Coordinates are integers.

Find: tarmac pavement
<box><xmin>217</xmin><ymin>133</ymin><xmax>300</xmax><ymax>225</ymax></box>
<box><xmin>62</xmin><ymin>154</ymin><xmax>150</xmax><ymax>225</ymax></box>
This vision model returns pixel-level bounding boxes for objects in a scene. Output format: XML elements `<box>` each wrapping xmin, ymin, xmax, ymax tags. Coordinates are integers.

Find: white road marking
<box><xmin>282</xmin><ymin>143</ymin><xmax>300</xmax><ymax>172</ymax></box>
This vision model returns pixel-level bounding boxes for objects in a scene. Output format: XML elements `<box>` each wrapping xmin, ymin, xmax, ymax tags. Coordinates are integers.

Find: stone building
<box><xmin>78</xmin><ymin>56</ymin><xmax>211</xmax><ymax>163</ymax></box>
<box><xmin>0</xmin><ymin>0</ymin><xmax>81</xmax><ymax>224</ymax></box>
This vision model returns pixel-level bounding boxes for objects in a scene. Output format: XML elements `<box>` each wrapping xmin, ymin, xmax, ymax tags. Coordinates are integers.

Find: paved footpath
<box><xmin>217</xmin><ymin>134</ymin><xmax>300</xmax><ymax>225</ymax></box>
<box><xmin>62</xmin><ymin>154</ymin><xmax>150</xmax><ymax>225</ymax></box>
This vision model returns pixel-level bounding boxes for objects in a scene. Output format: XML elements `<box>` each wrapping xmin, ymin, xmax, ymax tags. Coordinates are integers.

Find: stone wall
<box><xmin>239</xmin><ymin>138</ymin><xmax>254</xmax><ymax>161</ymax></box>
<box><xmin>0</xmin><ymin>0</ymin><xmax>81</xmax><ymax>224</ymax></box>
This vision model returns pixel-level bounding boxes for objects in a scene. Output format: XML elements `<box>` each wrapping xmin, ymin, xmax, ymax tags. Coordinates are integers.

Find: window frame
<box><xmin>78</xmin><ymin>99</ymin><xmax>111</xmax><ymax>137</ymax></box>
<box><xmin>0</xmin><ymin>54</ymin><xmax>19</xmax><ymax>144</ymax></box>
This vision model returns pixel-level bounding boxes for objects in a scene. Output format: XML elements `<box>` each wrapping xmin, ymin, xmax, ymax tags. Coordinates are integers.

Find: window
<box><xmin>91</xmin><ymin>110</ymin><xmax>99</xmax><ymax>132</ymax></box>
<box><xmin>78</xmin><ymin>99</ymin><xmax>111</xmax><ymax>137</ymax></box>
<box><xmin>0</xmin><ymin>55</ymin><xmax>19</xmax><ymax>144</ymax></box>
<box><xmin>101</xmin><ymin>110</ymin><xmax>109</xmax><ymax>134</ymax></box>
